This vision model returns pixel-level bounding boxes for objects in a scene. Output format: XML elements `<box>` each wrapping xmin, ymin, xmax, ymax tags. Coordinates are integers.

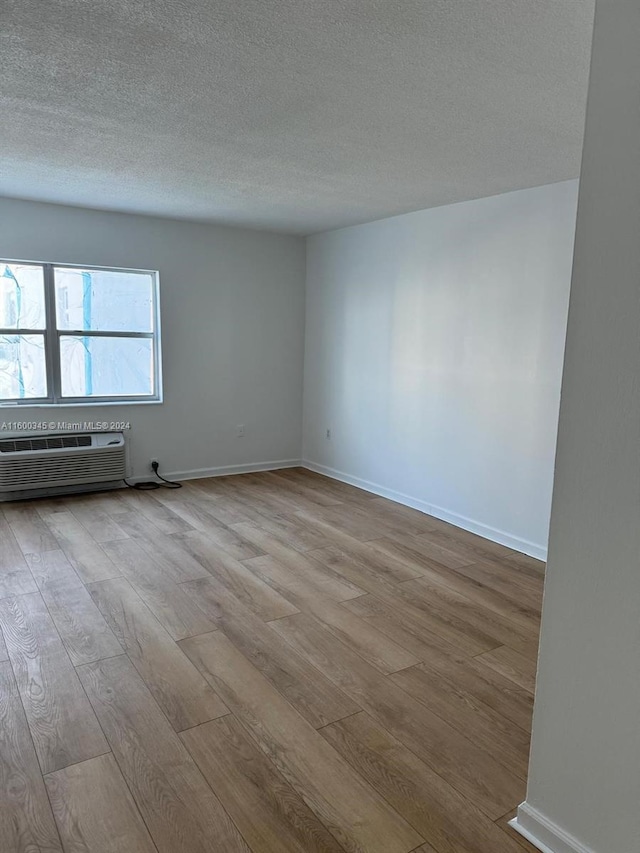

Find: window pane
<box><xmin>59</xmin><ymin>336</ymin><xmax>154</xmax><ymax>398</ymax></box>
<box><xmin>0</xmin><ymin>334</ymin><xmax>47</xmax><ymax>399</ymax></box>
<box><xmin>54</xmin><ymin>267</ymin><xmax>154</xmax><ymax>332</ymax></box>
<box><xmin>0</xmin><ymin>263</ymin><xmax>46</xmax><ymax>329</ymax></box>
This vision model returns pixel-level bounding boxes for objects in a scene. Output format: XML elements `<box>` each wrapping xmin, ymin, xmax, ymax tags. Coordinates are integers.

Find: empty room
<box><xmin>1</xmin><ymin>2</ymin><xmax>638</xmax><ymax>852</ymax></box>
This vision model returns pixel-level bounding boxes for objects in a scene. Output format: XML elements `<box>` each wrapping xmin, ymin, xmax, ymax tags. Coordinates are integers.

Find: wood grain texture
<box><xmin>115</xmin><ymin>488</ymin><xmax>195</xmax><ymax>534</ymax></box>
<box><xmin>2</xmin><ymin>503</ymin><xmax>58</xmax><ymax>554</ymax></box>
<box><xmin>0</xmin><ymin>515</ymin><xmax>38</xmax><ymax>598</ymax></box>
<box><xmin>500</xmin><ymin>551</ymin><xmax>546</xmax><ymax>580</ymax></box>
<box><xmin>390</xmin><ymin>574</ymin><xmax>538</xmax><ymax>653</ymax></box>
<box><xmin>213</xmin><ymin>474</ymin><xmax>317</xmax><ymax>518</ymax></box>
<box><xmin>232</xmin><ymin>523</ymin><xmax>365</xmax><ymax>601</ymax></box>
<box><xmin>385</xmin><ymin>528</ymin><xmax>478</xmax><ymax>569</ymax></box>
<box><xmin>275</xmin><ymin>467</ymin><xmax>377</xmax><ymax>506</ymax></box>
<box><xmin>181</xmin><ymin>715</ymin><xmax>345</xmax><ymax>853</ymax></box>
<box><xmin>180</xmin><ymin>576</ymin><xmax>359</xmax><ymax>728</ymax></box>
<box><xmin>0</xmin><ymin>624</ymin><xmax>8</xmax><ymax>662</ymax></box>
<box><xmin>292</xmin><ymin>512</ymin><xmax>424</xmax><ymax>584</ymax></box>
<box><xmin>0</xmin><ymin>470</ymin><xmax>543</xmax><ymax>853</ymax></box>
<box><xmin>101</xmin><ymin>537</ymin><xmax>215</xmax><ymax>640</ymax></box>
<box><xmin>76</xmin><ymin>490</ymin><xmax>128</xmax><ymax>515</ymax></box>
<box><xmin>292</xmin><ymin>502</ymin><xmax>398</xmax><ymax>542</ymax></box>
<box><xmin>31</xmin><ymin>497</ymin><xmax>79</xmax><ymax>516</ymax></box>
<box><xmin>344</xmin><ymin>596</ymin><xmax>534</xmax><ymax>731</ymax></box>
<box><xmin>108</xmin><ymin>512</ymin><xmax>211</xmax><ymax>581</ymax></box>
<box><xmin>378</xmin><ymin>538</ymin><xmax>542</xmax><ymax>627</ymax></box>
<box><xmin>437</xmin><ymin>558</ymin><xmax>544</xmax><ymax>612</ymax></box>
<box><xmin>66</xmin><ymin>496</ymin><xmax>131</xmax><ymax>544</ymax></box>
<box><xmin>89</xmin><ymin>576</ymin><xmax>228</xmax><ymax>730</ymax></box>
<box><xmin>203</xmin><ymin>474</ymin><xmax>330</xmax><ymax>544</ymax></box>
<box><xmin>390</xmin><ymin>664</ymin><xmax>531</xmax><ymax>779</ymax></box>
<box><xmin>156</xmin><ymin>493</ymin><xmax>267</xmax><ymax>560</ymax></box>
<box><xmin>271</xmin><ymin>612</ymin><xmax>525</xmax><ymax>819</ymax></box>
<box><xmin>341</xmin><ymin>591</ymin><xmax>467</xmax><ymax>659</ymax></box>
<box><xmin>475</xmin><ymin>645</ymin><xmax>538</xmax><ymax>693</ymax></box>
<box><xmin>364</xmin><ymin>497</ymin><xmax>438</xmax><ymax>535</ymax></box>
<box><xmin>308</xmin><ymin>545</ymin><xmax>499</xmax><ymax>655</ymax></box>
<box><xmin>41</xmin><ymin>580</ymin><xmax>123</xmax><ymax>666</ymax></box>
<box><xmin>415</xmin><ymin>519</ymin><xmax>518</xmax><ymax>562</ymax></box>
<box><xmin>45</xmin><ymin>753</ymin><xmax>156</xmax><ymax>853</ymax></box>
<box><xmin>234</xmin><ymin>510</ymin><xmax>332</xmax><ymax>552</ymax></box>
<box><xmin>0</xmin><ymin>661</ymin><xmax>63</xmax><ymax>853</ymax></box>
<box><xmin>245</xmin><ymin>554</ymin><xmax>420</xmax><ymax>673</ymax></box>
<box><xmin>39</xmin><ymin>511</ymin><xmax>120</xmax><ymax>584</ymax></box>
<box><xmin>0</xmin><ymin>593</ymin><xmax>108</xmax><ymax>773</ymax></box>
<box><xmin>180</xmin><ymin>630</ymin><xmax>423</xmax><ymax>853</ymax></box>
<box><xmin>260</xmin><ymin>469</ymin><xmax>344</xmax><ymax>508</ymax></box>
<box><xmin>322</xmin><ymin>711</ymin><xmax>524</xmax><ymax>853</ymax></box>
<box><xmin>156</xmin><ymin>482</ymin><xmax>260</xmax><ymax>524</ymax></box>
<box><xmin>26</xmin><ymin>550</ymin><xmax>83</xmax><ymax>592</ymax></box>
<box><xmin>77</xmin><ymin>654</ymin><xmax>249</xmax><ymax>853</ymax></box>
<box><xmin>170</xmin><ymin>529</ymin><xmax>299</xmax><ymax>620</ymax></box>
<box><xmin>180</xmin><ymin>479</ymin><xmax>259</xmax><ymax>526</ymax></box>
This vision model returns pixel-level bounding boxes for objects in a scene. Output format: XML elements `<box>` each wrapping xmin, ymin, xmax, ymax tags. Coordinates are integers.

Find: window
<box><xmin>0</xmin><ymin>261</ymin><xmax>161</xmax><ymax>405</ymax></box>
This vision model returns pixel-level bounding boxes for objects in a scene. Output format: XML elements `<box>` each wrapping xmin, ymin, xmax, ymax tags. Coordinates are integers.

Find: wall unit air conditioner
<box><xmin>0</xmin><ymin>432</ymin><xmax>126</xmax><ymax>501</ymax></box>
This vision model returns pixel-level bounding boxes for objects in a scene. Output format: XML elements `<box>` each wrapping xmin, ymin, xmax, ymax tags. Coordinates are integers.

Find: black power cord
<box><xmin>124</xmin><ymin>460</ymin><xmax>182</xmax><ymax>490</ymax></box>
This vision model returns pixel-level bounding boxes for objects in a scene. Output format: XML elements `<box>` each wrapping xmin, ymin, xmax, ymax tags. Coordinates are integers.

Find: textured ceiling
<box><xmin>1</xmin><ymin>0</ymin><xmax>594</xmax><ymax>234</ymax></box>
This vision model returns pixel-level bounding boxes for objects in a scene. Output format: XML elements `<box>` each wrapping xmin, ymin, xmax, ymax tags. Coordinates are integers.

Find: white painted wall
<box><xmin>303</xmin><ymin>181</ymin><xmax>578</xmax><ymax>558</ymax></box>
<box><xmin>514</xmin><ymin>2</ymin><xmax>640</xmax><ymax>852</ymax></box>
<box><xmin>0</xmin><ymin>198</ymin><xmax>306</xmax><ymax>478</ymax></box>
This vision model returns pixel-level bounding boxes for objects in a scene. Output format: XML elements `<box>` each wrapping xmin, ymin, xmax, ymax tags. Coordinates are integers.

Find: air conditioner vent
<box><xmin>0</xmin><ymin>434</ymin><xmax>93</xmax><ymax>453</ymax></box>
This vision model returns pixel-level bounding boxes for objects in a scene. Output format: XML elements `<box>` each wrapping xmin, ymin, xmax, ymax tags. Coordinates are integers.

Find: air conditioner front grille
<box><xmin>0</xmin><ymin>434</ymin><xmax>93</xmax><ymax>453</ymax></box>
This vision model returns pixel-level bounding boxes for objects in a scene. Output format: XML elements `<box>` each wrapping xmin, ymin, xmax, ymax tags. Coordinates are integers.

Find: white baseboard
<box><xmin>301</xmin><ymin>460</ymin><xmax>547</xmax><ymax>560</ymax></box>
<box><xmin>127</xmin><ymin>458</ymin><xmax>301</xmax><ymax>485</ymax></box>
<box><xmin>509</xmin><ymin>803</ymin><xmax>597</xmax><ymax>853</ymax></box>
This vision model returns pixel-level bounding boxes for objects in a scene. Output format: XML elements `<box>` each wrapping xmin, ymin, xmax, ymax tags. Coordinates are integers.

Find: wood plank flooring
<box><xmin>0</xmin><ymin>468</ymin><xmax>544</xmax><ymax>853</ymax></box>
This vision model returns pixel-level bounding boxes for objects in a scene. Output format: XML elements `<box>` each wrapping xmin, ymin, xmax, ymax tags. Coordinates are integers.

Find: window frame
<box><xmin>0</xmin><ymin>260</ymin><xmax>163</xmax><ymax>406</ymax></box>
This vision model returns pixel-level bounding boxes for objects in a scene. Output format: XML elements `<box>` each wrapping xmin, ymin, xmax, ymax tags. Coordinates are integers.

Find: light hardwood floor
<box><xmin>0</xmin><ymin>468</ymin><xmax>543</xmax><ymax>853</ymax></box>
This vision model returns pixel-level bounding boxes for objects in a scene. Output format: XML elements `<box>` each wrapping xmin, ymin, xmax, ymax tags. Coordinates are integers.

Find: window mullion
<box><xmin>43</xmin><ymin>264</ymin><xmax>61</xmax><ymax>404</ymax></box>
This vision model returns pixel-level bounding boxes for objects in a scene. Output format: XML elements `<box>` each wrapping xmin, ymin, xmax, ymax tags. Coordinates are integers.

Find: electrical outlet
<box><xmin>326</xmin><ymin>428</ymin><xmax>331</xmax><ymax>440</ymax></box>
<box><xmin>150</xmin><ymin>458</ymin><xmax>159</xmax><ymax>471</ymax></box>
<box><xmin>237</xmin><ymin>424</ymin><xmax>245</xmax><ymax>438</ymax></box>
